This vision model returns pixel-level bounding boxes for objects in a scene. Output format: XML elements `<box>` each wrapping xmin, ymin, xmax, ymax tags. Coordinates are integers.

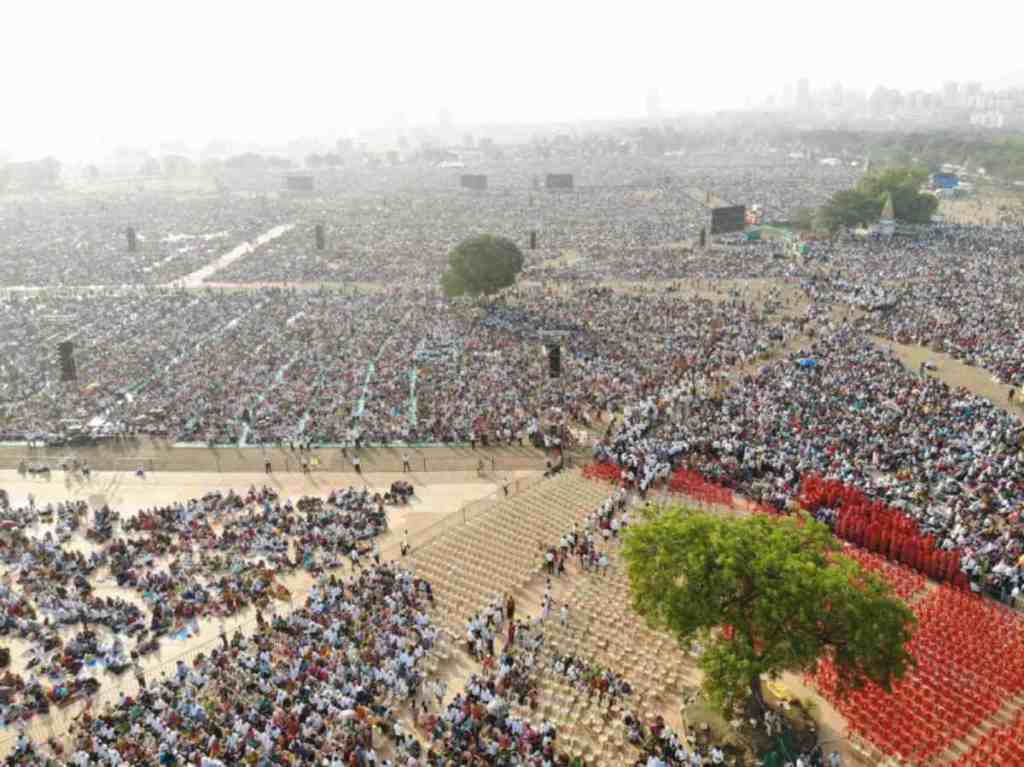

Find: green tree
<box><xmin>859</xmin><ymin>167</ymin><xmax>938</xmax><ymax>224</ymax></box>
<box><xmin>818</xmin><ymin>165</ymin><xmax>937</xmax><ymax>232</ymax></box>
<box><xmin>791</xmin><ymin>206</ymin><xmax>817</xmax><ymax>232</ymax></box>
<box><xmin>441</xmin><ymin>235</ymin><xmax>524</xmax><ymax>298</ymax></box>
<box><xmin>622</xmin><ymin>505</ymin><xmax>915</xmax><ymax>714</ymax></box>
<box><xmin>818</xmin><ymin>189</ymin><xmax>883</xmax><ymax>232</ymax></box>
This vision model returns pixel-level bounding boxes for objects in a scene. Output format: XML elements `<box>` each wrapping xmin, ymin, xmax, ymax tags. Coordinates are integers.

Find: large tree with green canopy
<box><xmin>818</xmin><ymin>166</ymin><xmax>938</xmax><ymax>232</ymax></box>
<box><xmin>441</xmin><ymin>234</ymin><xmax>524</xmax><ymax>298</ymax></box>
<box><xmin>622</xmin><ymin>505</ymin><xmax>916</xmax><ymax>713</ymax></box>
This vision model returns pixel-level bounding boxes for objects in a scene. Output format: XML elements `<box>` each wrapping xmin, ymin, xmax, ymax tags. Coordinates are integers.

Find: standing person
<box><xmin>560</xmin><ymin>603</ymin><xmax>569</xmax><ymax>627</ymax></box>
<box><xmin>265</xmin><ymin>460</ymin><xmax>272</xmax><ymax>474</ymax></box>
<box><xmin>432</xmin><ymin>678</ymin><xmax>447</xmax><ymax>708</ymax></box>
<box><xmin>402</xmin><ymin>452</ymin><xmax>411</xmax><ymax>473</ymax></box>
<box><xmin>353</xmin><ymin>455</ymin><xmax>361</xmax><ymax>475</ymax></box>
<box><xmin>505</xmin><ymin>594</ymin><xmax>516</xmax><ymax>624</ymax></box>
<box><xmin>401</xmin><ymin>529</ymin><xmax>410</xmax><ymax>557</ymax></box>
<box><xmin>372</xmin><ymin>541</ymin><xmax>381</xmax><ymax>566</ymax></box>
<box><xmin>134</xmin><ymin>663</ymin><xmax>146</xmax><ymax>691</ymax></box>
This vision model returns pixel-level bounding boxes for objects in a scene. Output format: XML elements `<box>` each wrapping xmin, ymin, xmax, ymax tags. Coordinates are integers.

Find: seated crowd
<box><xmin>597</xmin><ymin>323</ymin><xmax>1024</xmax><ymax>602</ymax></box>
<box><xmin>0</xmin><ymin>284</ymin><xmax>792</xmax><ymax>449</ymax></box>
<box><xmin>10</xmin><ymin>564</ymin><xmax>440</xmax><ymax>767</ymax></box>
<box><xmin>0</xmin><ymin>482</ymin><xmax>403</xmax><ymax>735</ymax></box>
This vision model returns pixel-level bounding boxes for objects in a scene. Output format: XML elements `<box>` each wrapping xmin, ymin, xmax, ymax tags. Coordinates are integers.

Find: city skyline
<box><xmin>4</xmin><ymin>0</ymin><xmax>1024</xmax><ymax>161</ymax></box>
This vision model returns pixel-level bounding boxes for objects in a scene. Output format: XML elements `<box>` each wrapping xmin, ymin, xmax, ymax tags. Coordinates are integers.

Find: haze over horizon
<box><xmin>5</xmin><ymin>0</ymin><xmax>1024</xmax><ymax>162</ymax></box>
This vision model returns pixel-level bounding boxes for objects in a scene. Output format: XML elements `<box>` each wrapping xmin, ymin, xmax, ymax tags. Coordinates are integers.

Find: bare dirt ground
<box><xmin>940</xmin><ymin>187</ymin><xmax>1024</xmax><ymax>225</ymax></box>
<box><xmin>875</xmin><ymin>336</ymin><xmax>1021</xmax><ymax>413</ymax></box>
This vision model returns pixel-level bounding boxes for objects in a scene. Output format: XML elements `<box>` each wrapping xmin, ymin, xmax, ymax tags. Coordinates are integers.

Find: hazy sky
<box><xmin>5</xmin><ymin>0</ymin><xmax>1023</xmax><ymax>161</ymax></box>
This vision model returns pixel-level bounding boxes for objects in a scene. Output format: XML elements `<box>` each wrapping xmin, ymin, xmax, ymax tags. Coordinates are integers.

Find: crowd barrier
<box><xmin>0</xmin><ymin>448</ymin><xmax>550</xmax><ymax>475</ymax></box>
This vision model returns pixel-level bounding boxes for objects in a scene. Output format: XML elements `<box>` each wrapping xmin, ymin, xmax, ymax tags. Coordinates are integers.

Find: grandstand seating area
<box><xmin>581</xmin><ymin>461</ymin><xmax>1024</xmax><ymax>765</ymax></box>
<box><xmin>413</xmin><ymin>470</ymin><xmax>707</xmax><ymax>766</ymax></box>
<box><xmin>412</xmin><ymin>472</ymin><xmax>610</xmax><ymax>631</ymax></box>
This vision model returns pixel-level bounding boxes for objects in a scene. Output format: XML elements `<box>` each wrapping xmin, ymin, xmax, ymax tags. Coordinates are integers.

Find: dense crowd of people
<box><xmin>0</xmin><ymin>283</ymin><xmax>793</xmax><ymax>447</ymax></box>
<box><xmin>0</xmin><ymin>195</ymin><xmax>272</xmax><ymax>286</ymax></box>
<box><xmin>0</xmin><ymin>481</ymin><xmax>407</xmax><ymax>738</ymax></box>
<box><xmin>0</xmin><ymin>156</ymin><xmax>854</xmax><ymax>290</ymax></box>
<box><xmin>597</xmin><ymin>324</ymin><xmax>1024</xmax><ymax>602</ymax></box>
<box><xmin>9</xmin><ymin>564</ymin><xmax>440</xmax><ymax>766</ymax></box>
<box><xmin>6</xmin><ymin>152</ymin><xmax>1024</xmax><ymax>764</ymax></box>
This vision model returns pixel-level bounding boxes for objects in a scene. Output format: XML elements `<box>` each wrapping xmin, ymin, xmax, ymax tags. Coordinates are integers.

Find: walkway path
<box><xmin>168</xmin><ymin>223</ymin><xmax>294</xmax><ymax>288</ymax></box>
<box><xmin>874</xmin><ymin>336</ymin><xmax>1021</xmax><ymax>415</ymax></box>
<box><xmin>408</xmin><ymin>368</ymin><xmax>419</xmax><ymax>429</ymax></box>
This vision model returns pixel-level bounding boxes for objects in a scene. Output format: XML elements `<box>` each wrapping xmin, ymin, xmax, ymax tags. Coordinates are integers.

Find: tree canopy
<box><xmin>441</xmin><ymin>235</ymin><xmax>524</xmax><ymax>299</ymax></box>
<box><xmin>818</xmin><ymin>166</ymin><xmax>938</xmax><ymax>232</ymax></box>
<box><xmin>622</xmin><ymin>505</ymin><xmax>916</xmax><ymax>713</ymax></box>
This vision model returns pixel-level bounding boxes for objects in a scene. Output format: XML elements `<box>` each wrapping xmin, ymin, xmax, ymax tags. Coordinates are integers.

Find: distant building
<box><xmin>964</xmin><ymin>81</ymin><xmax>983</xmax><ymax>108</ymax></box>
<box><xmin>942</xmin><ymin>81</ymin><xmax>960</xmax><ymax>107</ymax></box>
<box><xmin>646</xmin><ymin>88</ymin><xmax>662</xmax><ymax>120</ymax></box>
<box><xmin>970</xmin><ymin>110</ymin><xmax>1006</xmax><ymax>129</ymax></box>
<box><xmin>796</xmin><ymin>78</ymin><xmax>811</xmax><ymax>111</ymax></box>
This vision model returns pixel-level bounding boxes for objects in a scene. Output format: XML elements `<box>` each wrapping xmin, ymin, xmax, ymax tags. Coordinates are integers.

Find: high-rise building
<box><xmin>965</xmin><ymin>81</ymin><xmax>983</xmax><ymax>108</ymax></box>
<box><xmin>828</xmin><ymin>81</ymin><xmax>844</xmax><ymax>109</ymax></box>
<box><xmin>646</xmin><ymin>88</ymin><xmax>662</xmax><ymax>119</ymax></box>
<box><xmin>438</xmin><ymin>108</ymin><xmax>453</xmax><ymax>134</ymax></box>
<box><xmin>796</xmin><ymin>78</ymin><xmax>811</xmax><ymax>111</ymax></box>
<box><xmin>942</xmin><ymin>81</ymin><xmax>960</xmax><ymax>107</ymax></box>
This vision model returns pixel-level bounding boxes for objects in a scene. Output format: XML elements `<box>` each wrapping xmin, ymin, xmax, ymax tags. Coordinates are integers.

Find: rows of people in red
<box><xmin>797</xmin><ymin>475</ymin><xmax>970</xmax><ymax>590</ymax></box>
<box><xmin>586</xmin><ymin>462</ymin><xmax>969</xmax><ymax>589</ymax></box>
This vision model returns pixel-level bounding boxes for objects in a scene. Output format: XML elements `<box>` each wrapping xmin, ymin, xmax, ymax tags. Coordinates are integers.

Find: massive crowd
<box><xmin>6</xmin><ymin>151</ymin><xmax>1024</xmax><ymax>763</ymax></box>
<box><xmin>822</xmin><ymin>224</ymin><xmax>1024</xmax><ymax>387</ymax></box>
<box><xmin>11</xmin><ymin>564</ymin><xmax>440</xmax><ymax>767</ymax></box>
<box><xmin>0</xmin><ymin>481</ymin><xmax>407</xmax><ymax>739</ymax></box>
<box><xmin>0</xmin><ymin>195</ymin><xmax>273</xmax><ymax>286</ymax></box>
<box><xmin>598</xmin><ymin>324</ymin><xmax>1024</xmax><ymax>602</ymax></box>
<box><xmin>0</xmin><ymin>156</ymin><xmax>854</xmax><ymax>290</ymax></box>
<box><xmin>0</xmin><ymin>284</ymin><xmax>793</xmax><ymax>447</ymax></box>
